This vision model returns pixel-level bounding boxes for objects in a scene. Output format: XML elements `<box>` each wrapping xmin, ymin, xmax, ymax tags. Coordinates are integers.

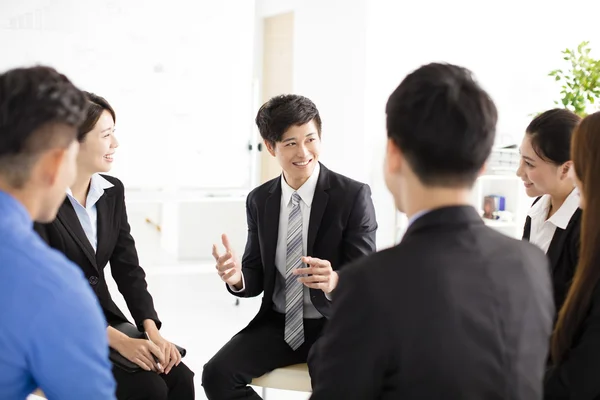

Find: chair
<box><xmin>251</xmin><ymin>363</ymin><xmax>311</xmax><ymax>398</ymax></box>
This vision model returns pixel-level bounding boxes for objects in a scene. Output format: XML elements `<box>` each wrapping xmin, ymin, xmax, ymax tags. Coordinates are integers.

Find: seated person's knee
<box><xmin>202</xmin><ymin>356</ymin><xmax>231</xmax><ymax>394</ymax></box>
<box><xmin>174</xmin><ymin>362</ymin><xmax>195</xmax><ymax>388</ymax></box>
<box><xmin>132</xmin><ymin>375</ymin><xmax>169</xmax><ymax>400</ymax></box>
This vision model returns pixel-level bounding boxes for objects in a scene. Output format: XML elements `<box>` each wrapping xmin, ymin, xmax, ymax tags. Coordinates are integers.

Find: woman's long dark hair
<box><xmin>552</xmin><ymin>111</ymin><xmax>600</xmax><ymax>363</ymax></box>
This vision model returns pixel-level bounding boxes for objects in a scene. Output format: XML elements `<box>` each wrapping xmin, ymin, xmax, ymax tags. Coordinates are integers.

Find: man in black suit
<box><xmin>309</xmin><ymin>63</ymin><xmax>555</xmax><ymax>399</ymax></box>
<box><xmin>202</xmin><ymin>94</ymin><xmax>378</xmax><ymax>399</ymax></box>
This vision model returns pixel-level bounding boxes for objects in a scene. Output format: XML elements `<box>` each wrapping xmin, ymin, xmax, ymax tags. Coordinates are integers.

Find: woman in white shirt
<box><xmin>517</xmin><ymin>108</ymin><xmax>582</xmax><ymax>314</ymax></box>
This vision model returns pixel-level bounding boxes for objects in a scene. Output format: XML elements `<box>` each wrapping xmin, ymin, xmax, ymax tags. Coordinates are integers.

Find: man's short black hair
<box><xmin>386</xmin><ymin>63</ymin><xmax>498</xmax><ymax>187</ymax></box>
<box><xmin>255</xmin><ymin>94</ymin><xmax>322</xmax><ymax>146</ymax></box>
<box><xmin>0</xmin><ymin>66</ymin><xmax>87</xmax><ymax>188</ymax></box>
<box><xmin>526</xmin><ymin>108</ymin><xmax>580</xmax><ymax>165</ymax></box>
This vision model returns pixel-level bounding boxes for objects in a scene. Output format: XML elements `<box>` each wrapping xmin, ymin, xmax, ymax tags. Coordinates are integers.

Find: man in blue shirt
<box><xmin>0</xmin><ymin>66</ymin><xmax>116</xmax><ymax>399</ymax></box>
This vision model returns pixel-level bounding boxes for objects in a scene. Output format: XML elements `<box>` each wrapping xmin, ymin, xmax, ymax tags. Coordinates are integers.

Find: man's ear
<box><xmin>35</xmin><ymin>148</ymin><xmax>67</xmax><ymax>186</ymax></box>
<box><xmin>264</xmin><ymin>139</ymin><xmax>276</xmax><ymax>157</ymax></box>
<box><xmin>385</xmin><ymin>138</ymin><xmax>403</xmax><ymax>175</ymax></box>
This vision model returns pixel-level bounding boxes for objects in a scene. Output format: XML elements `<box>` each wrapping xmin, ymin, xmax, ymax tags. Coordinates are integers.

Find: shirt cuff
<box><xmin>228</xmin><ymin>272</ymin><xmax>245</xmax><ymax>293</ymax></box>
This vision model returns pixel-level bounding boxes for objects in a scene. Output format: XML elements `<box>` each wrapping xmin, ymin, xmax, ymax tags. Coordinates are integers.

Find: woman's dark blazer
<box><xmin>34</xmin><ymin>174</ymin><xmax>161</xmax><ymax>331</ymax></box>
<box><xmin>523</xmin><ymin>196</ymin><xmax>582</xmax><ymax>312</ymax></box>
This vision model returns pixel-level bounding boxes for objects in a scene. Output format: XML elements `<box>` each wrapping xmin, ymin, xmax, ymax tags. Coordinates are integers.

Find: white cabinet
<box><xmin>125</xmin><ymin>189</ymin><xmax>248</xmax><ymax>265</ymax></box>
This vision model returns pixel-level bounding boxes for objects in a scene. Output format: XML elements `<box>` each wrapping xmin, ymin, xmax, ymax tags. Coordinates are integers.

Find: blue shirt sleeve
<box><xmin>27</xmin><ymin>269</ymin><xmax>116</xmax><ymax>400</ymax></box>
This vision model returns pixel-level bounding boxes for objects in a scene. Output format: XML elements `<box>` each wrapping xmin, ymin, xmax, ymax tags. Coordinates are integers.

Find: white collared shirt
<box><xmin>528</xmin><ymin>188</ymin><xmax>580</xmax><ymax>254</ymax></box>
<box><xmin>66</xmin><ymin>174</ymin><xmax>114</xmax><ymax>251</ymax></box>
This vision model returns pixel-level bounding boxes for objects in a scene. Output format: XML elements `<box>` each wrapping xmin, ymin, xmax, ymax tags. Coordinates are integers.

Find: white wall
<box><xmin>257</xmin><ymin>0</ymin><xmax>600</xmax><ymax>249</ymax></box>
<box><xmin>256</xmin><ymin>0</ymin><xmax>369</xmax><ymax>179</ymax></box>
<box><xmin>364</xmin><ymin>0</ymin><xmax>600</xmax><ymax>144</ymax></box>
<box><xmin>363</xmin><ymin>0</ymin><xmax>600</xmax><ymax>245</ymax></box>
<box><xmin>0</xmin><ymin>0</ymin><xmax>257</xmax><ymax>190</ymax></box>
<box><xmin>256</xmin><ymin>0</ymin><xmax>389</xmax><ymax>245</ymax></box>
<box><xmin>4</xmin><ymin>0</ymin><xmax>599</xmax><ymax>259</ymax></box>
<box><xmin>1</xmin><ymin>0</ymin><xmax>258</xmax><ymax>263</ymax></box>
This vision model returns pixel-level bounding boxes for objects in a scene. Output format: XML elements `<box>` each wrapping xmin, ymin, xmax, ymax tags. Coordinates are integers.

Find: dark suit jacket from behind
<box><xmin>523</xmin><ymin>196</ymin><xmax>582</xmax><ymax>312</ymax></box>
<box><xmin>310</xmin><ymin>206</ymin><xmax>555</xmax><ymax>400</ymax></box>
<box><xmin>34</xmin><ymin>175</ymin><xmax>161</xmax><ymax>331</ymax></box>
<box><xmin>228</xmin><ymin>163</ymin><xmax>378</xmax><ymax>327</ymax></box>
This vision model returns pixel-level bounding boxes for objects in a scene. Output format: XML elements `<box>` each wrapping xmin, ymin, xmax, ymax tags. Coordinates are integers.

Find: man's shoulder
<box><xmin>504</xmin><ymin>234</ymin><xmax>550</xmax><ymax>272</ymax></box>
<box><xmin>338</xmin><ymin>246</ymin><xmax>399</xmax><ymax>284</ymax></box>
<box><xmin>1</xmin><ymin>232</ymin><xmax>90</xmax><ymax>297</ymax></box>
<box><xmin>484</xmin><ymin>226</ymin><xmax>547</xmax><ymax>261</ymax></box>
<box><xmin>247</xmin><ymin>175</ymin><xmax>279</xmax><ymax>204</ymax></box>
<box><xmin>322</xmin><ymin>164</ymin><xmax>368</xmax><ymax>193</ymax></box>
<box><xmin>0</xmin><ymin>234</ymin><xmax>100</xmax><ymax>335</ymax></box>
<box><xmin>406</xmin><ymin>222</ymin><xmax>547</xmax><ymax>266</ymax></box>
<box><xmin>354</xmin><ymin>228</ymin><xmax>545</xmax><ymax>270</ymax></box>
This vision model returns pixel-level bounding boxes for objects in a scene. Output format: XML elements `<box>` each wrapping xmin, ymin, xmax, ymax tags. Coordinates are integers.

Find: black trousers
<box><xmin>112</xmin><ymin>361</ymin><xmax>195</xmax><ymax>400</ymax></box>
<box><xmin>202</xmin><ymin>310</ymin><xmax>326</xmax><ymax>399</ymax></box>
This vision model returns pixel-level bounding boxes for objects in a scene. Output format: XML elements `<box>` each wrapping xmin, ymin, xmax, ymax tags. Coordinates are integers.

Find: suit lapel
<box><xmin>307</xmin><ymin>164</ymin><xmax>330</xmax><ymax>256</ymax></box>
<box><xmin>57</xmin><ymin>199</ymin><xmax>98</xmax><ymax>269</ymax></box>
<box><xmin>523</xmin><ymin>196</ymin><xmax>543</xmax><ymax>241</ymax></box>
<box><xmin>547</xmin><ymin>227</ymin><xmax>567</xmax><ymax>272</ymax></box>
<box><xmin>263</xmin><ymin>179</ymin><xmax>281</xmax><ymax>295</ymax></box>
<box><xmin>95</xmin><ymin>188</ymin><xmax>116</xmax><ymax>267</ymax></box>
<box><xmin>523</xmin><ymin>216</ymin><xmax>532</xmax><ymax>240</ymax></box>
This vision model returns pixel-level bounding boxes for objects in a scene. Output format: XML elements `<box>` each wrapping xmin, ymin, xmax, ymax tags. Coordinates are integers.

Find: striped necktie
<box><xmin>284</xmin><ymin>192</ymin><xmax>305</xmax><ymax>350</ymax></box>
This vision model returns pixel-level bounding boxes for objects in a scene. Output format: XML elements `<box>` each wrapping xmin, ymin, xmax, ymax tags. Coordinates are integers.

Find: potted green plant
<box><xmin>548</xmin><ymin>41</ymin><xmax>600</xmax><ymax>117</ymax></box>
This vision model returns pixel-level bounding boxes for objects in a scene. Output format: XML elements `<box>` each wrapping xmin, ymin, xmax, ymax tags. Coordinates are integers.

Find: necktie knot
<box><xmin>291</xmin><ymin>192</ymin><xmax>301</xmax><ymax>206</ymax></box>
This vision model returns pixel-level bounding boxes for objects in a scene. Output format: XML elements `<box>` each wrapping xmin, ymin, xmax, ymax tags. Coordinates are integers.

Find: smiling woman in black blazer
<box><xmin>34</xmin><ymin>93</ymin><xmax>194</xmax><ymax>400</ymax></box>
<box><xmin>517</xmin><ymin>109</ymin><xmax>582</xmax><ymax>313</ymax></box>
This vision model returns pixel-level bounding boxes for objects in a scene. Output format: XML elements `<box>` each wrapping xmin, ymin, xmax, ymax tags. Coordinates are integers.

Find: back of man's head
<box><xmin>0</xmin><ymin>66</ymin><xmax>87</xmax><ymax>221</ymax></box>
<box><xmin>385</xmin><ymin>63</ymin><xmax>498</xmax><ymax>187</ymax></box>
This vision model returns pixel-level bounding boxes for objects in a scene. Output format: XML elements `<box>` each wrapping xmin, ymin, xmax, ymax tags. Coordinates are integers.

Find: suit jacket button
<box><xmin>89</xmin><ymin>276</ymin><xmax>99</xmax><ymax>285</ymax></box>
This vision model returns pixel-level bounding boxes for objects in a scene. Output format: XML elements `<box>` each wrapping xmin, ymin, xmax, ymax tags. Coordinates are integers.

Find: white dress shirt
<box><xmin>232</xmin><ymin>163</ymin><xmax>324</xmax><ymax>318</ymax></box>
<box><xmin>66</xmin><ymin>174</ymin><xmax>114</xmax><ymax>251</ymax></box>
<box><xmin>528</xmin><ymin>188</ymin><xmax>580</xmax><ymax>254</ymax></box>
